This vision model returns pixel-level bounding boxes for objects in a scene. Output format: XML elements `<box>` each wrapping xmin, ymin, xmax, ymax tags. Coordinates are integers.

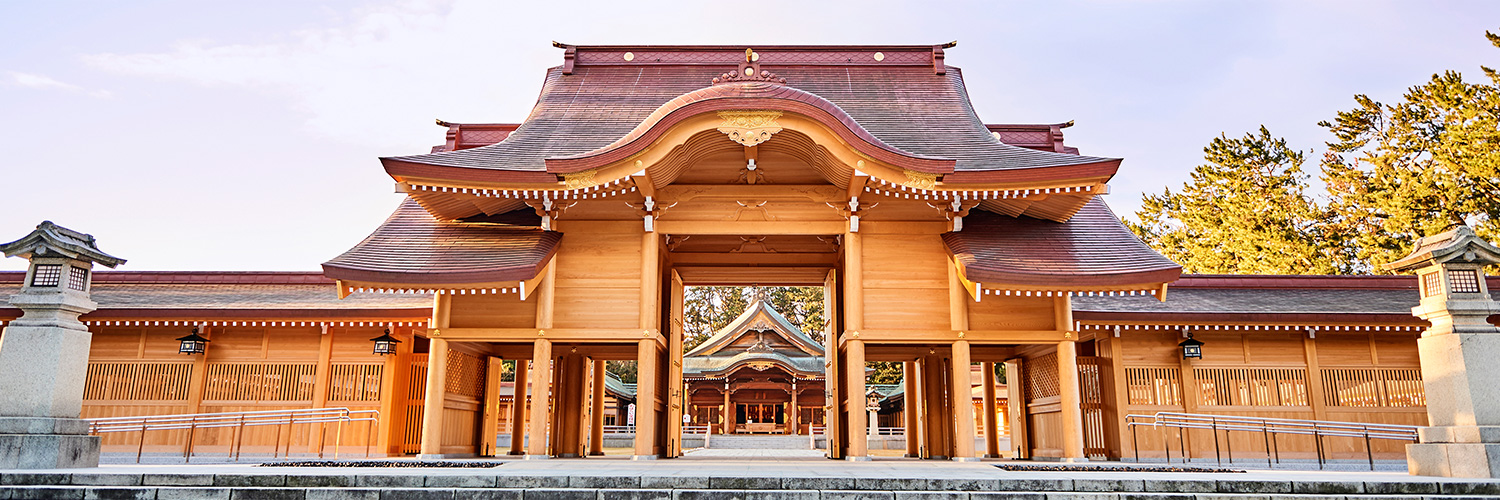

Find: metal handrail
<box><xmin>88</xmin><ymin>407</ymin><xmax>379</xmax><ymax>464</ymax></box>
<box><xmin>1125</xmin><ymin>411</ymin><xmax>1419</xmax><ymax>470</ymax></box>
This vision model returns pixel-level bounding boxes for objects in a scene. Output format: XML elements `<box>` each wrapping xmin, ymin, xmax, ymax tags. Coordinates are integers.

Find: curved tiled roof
<box><xmin>321</xmin><ymin>198</ymin><xmax>561</xmax><ymax>285</ymax></box>
<box><xmin>382</xmin><ymin>60</ymin><xmax>1116</xmax><ymax>182</ymax></box>
<box><xmin>944</xmin><ymin>197</ymin><xmax>1182</xmax><ymax>287</ymax></box>
<box><xmin>683</xmin><ymin>350</ymin><xmax>824</xmax><ymax>378</ymax></box>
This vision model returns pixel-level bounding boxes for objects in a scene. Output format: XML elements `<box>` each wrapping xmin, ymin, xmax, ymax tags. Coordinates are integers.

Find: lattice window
<box><xmin>444</xmin><ymin>350</ymin><xmax>486</xmax><ymax>399</ymax></box>
<box><xmin>1450</xmin><ymin>269</ymin><xmax>1481</xmax><ymax>294</ymax></box>
<box><xmin>1195</xmin><ymin>368</ymin><xmax>1308</xmax><ymax>406</ymax></box>
<box><xmin>1025</xmin><ymin>353</ymin><xmax>1060</xmax><ymax>400</ymax></box>
<box><xmin>1322</xmin><ymin>368</ymin><xmax>1425</xmax><ymax>407</ymax></box>
<box><xmin>83</xmin><ymin>362</ymin><xmax>193</xmax><ymax>401</ymax></box>
<box><xmin>67</xmin><ymin>266</ymin><xmax>88</xmax><ymax>291</ymax></box>
<box><xmin>31</xmin><ymin>264</ymin><xmax>61</xmax><ymax>287</ymax></box>
<box><xmin>204</xmin><ymin>363</ymin><xmax>317</xmax><ymax>402</ymax></box>
<box><xmin>328</xmin><ymin>364</ymin><xmax>384</xmax><ymax>402</ymax></box>
<box><xmin>1125</xmin><ymin>367</ymin><xmax>1182</xmax><ymax>406</ymax></box>
<box><xmin>1422</xmin><ymin>272</ymin><xmax>1442</xmax><ymax>297</ymax></box>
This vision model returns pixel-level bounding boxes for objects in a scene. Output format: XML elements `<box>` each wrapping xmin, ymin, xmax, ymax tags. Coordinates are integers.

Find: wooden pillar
<box><xmin>1058</xmin><ymin>339</ymin><xmax>1086</xmax><ymax>461</ymax></box>
<box><xmin>788</xmin><ymin>386</ymin><xmax>799</xmax><ymax>435</ymax></box>
<box><xmin>508</xmin><ymin>360</ymin><xmax>528</xmax><ymax>455</ymax></box>
<box><xmin>822</xmin><ymin>269</ymin><xmax>842</xmax><ymax>458</ymax></box>
<box><xmin>950</xmin><ymin>340</ymin><xmax>978</xmax><ymax>460</ymax></box>
<box><xmin>304</xmin><ymin>327</ymin><xmax>336</xmax><ymax>453</ymax></box>
<box><xmin>590</xmin><ymin>360</ymin><xmax>606</xmax><ymax>455</ymax></box>
<box><xmin>903</xmin><ymin>361</ymin><xmax>920</xmax><ymax>457</ymax></box>
<box><xmin>722</xmin><ymin>388</ymin><xmax>733</xmax><ymax>434</ymax></box>
<box><xmin>1005</xmin><ymin>358</ymin><xmax>1028</xmax><ymax>459</ymax></box>
<box><xmin>922</xmin><ymin>353</ymin><xmax>952</xmax><ymax>459</ymax></box>
<box><xmin>417</xmin><ymin>338</ymin><xmax>449</xmax><ymax>457</ymax></box>
<box><xmin>667</xmin><ymin>270</ymin><xmax>685</xmax><ymax>457</ymax></box>
<box><xmin>982</xmin><ymin>361</ymin><xmax>1000</xmax><ymax>458</ymax></box>
<box><xmin>555</xmin><ymin>354</ymin><xmax>584</xmax><ymax>457</ymax></box>
<box><xmin>377</xmin><ymin>328</ymin><xmax>407</xmax><ymax>456</ymax></box>
<box><xmin>1103</xmin><ymin>332</ymin><xmax>1131</xmax><ymax>460</ymax></box>
<box><xmin>1303</xmin><ymin>332</ymin><xmax>1328</xmax><ymax>420</ymax></box>
<box><xmin>1177</xmin><ymin>328</ymin><xmax>1199</xmax><ymax>458</ymax></box>
<box><xmin>845</xmin><ymin>339</ymin><xmax>869</xmax><ymax>460</ymax></box>
<box><xmin>480</xmin><ymin>356</ymin><xmax>504</xmax><ymax>457</ymax></box>
<box><xmin>634</xmin><ymin>339</ymin><xmax>659</xmax><ymax>459</ymax></box>
<box><xmin>526</xmin><ymin>339</ymin><xmax>552</xmax><ymax>458</ymax></box>
<box><xmin>185</xmin><ymin>326</ymin><xmax>211</xmax><ymax>415</ymax></box>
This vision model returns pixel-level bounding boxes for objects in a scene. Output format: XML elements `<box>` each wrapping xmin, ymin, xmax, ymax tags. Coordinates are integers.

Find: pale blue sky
<box><xmin>2</xmin><ymin>1</ymin><xmax>1497</xmax><ymax>271</ymax></box>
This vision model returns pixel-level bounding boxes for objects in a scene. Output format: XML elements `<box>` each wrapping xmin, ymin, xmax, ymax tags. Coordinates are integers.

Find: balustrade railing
<box><xmin>88</xmin><ymin>407</ymin><xmax>378</xmax><ymax>463</ymax></box>
<box><xmin>1125</xmin><ymin>411</ymin><xmax>1418</xmax><ymax>470</ymax></box>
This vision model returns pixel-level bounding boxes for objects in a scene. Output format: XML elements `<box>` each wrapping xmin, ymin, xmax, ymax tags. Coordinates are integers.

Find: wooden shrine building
<box><xmin>683</xmin><ymin>293</ymin><xmax>826</xmax><ymax>435</ymax></box>
<box><xmin>7</xmin><ymin>42</ymin><xmax>1497</xmax><ymax>463</ymax></box>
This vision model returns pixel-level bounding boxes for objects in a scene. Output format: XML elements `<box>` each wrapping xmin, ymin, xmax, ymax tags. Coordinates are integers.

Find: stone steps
<box><xmin>3</xmin><ymin>472</ymin><xmax>1500</xmax><ymax>499</ymax></box>
<box><xmin>707</xmin><ymin>434</ymin><xmax>813</xmax><ymax>449</ymax></box>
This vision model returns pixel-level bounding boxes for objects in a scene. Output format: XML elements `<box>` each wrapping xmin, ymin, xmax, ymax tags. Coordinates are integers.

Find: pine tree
<box><xmin>1127</xmin><ymin>126</ymin><xmax>1346</xmax><ymax>274</ymax></box>
<box><xmin>1319</xmin><ymin>31</ymin><xmax>1500</xmax><ymax>271</ymax></box>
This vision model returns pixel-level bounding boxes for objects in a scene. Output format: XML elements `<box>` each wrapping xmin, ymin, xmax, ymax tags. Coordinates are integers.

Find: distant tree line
<box><xmin>1128</xmin><ymin>30</ymin><xmax>1500</xmax><ymax>274</ymax></box>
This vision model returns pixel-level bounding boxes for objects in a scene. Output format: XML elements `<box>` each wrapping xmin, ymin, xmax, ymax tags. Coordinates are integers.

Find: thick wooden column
<box><xmin>306</xmin><ymin>327</ymin><xmax>336</xmax><ymax>453</ymax></box>
<box><xmin>788</xmin><ymin>385</ymin><xmax>799</xmax><ymax>435</ymax></box>
<box><xmin>903</xmin><ymin>361</ymin><xmax>920</xmax><ymax>457</ymax></box>
<box><xmin>922</xmin><ymin>353</ymin><xmax>952</xmax><ymax>459</ymax></box>
<box><xmin>845</xmin><ymin>339</ymin><xmax>869</xmax><ymax>460</ymax></box>
<box><xmin>667</xmin><ymin>270</ymin><xmax>685</xmax><ymax>457</ymax></box>
<box><xmin>1058</xmin><ymin>339</ymin><xmax>1086</xmax><ymax>461</ymax></box>
<box><xmin>418</xmin><ymin>294</ymin><xmax>453</xmax><ymax>458</ymax></box>
<box><xmin>634</xmin><ymin>339</ymin><xmax>659</xmax><ymax>459</ymax></box>
<box><xmin>982</xmin><ymin>361</ymin><xmax>1001</xmax><ymax>458</ymax></box>
<box><xmin>508</xmin><ymin>360</ymin><xmax>528</xmax><ymax>455</ymax></box>
<box><xmin>722</xmin><ymin>389</ymin><xmax>732</xmax><ymax>434</ymax></box>
<box><xmin>555</xmin><ymin>354</ymin><xmax>585</xmax><ymax>457</ymax></box>
<box><xmin>951</xmin><ymin>339</ymin><xmax>978</xmax><ymax>460</ymax></box>
<box><xmin>590</xmin><ymin>360</ymin><xmax>606</xmax><ymax>455</ymax></box>
<box><xmin>418</xmin><ymin>338</ymin><xmax>449</xmax><ymax>457</ymax></box>
<box><xmin>526</xmin><ymin>339</ymin><xmax>552</xmax><ymax>458</ymax></box>
<box><xmin>1005</xmin><ymin>358</ymin><xmax>1028</xmax><ymax>459</ymax></box>
<box><xmin>184</xmin><ymin>326</ymin><xmax>211</xmax><ymax>415</ymax></box>
<box><xmin>1102</xmin><ymin>333</ymin><xmax>1131</xmax><ymax>460</ymax></box>
<box><xmin>480</xmin><ymin>356</ymin><xmax>504</xmax><ymax>457</ymax></box>
<box><xmin>1303</xmin><ymin>332</ymin><xmax>1328</xmax><ymax>420</ymax></box>
<box><xmin>1177</xmin><ymin>328</ymin><xmax>1199</xmax><ymax>458</ymax></box>
<box><xmin>377</xmin><ymin>328</ymin><xmax>407</xmax><ymax>456</ymax></box>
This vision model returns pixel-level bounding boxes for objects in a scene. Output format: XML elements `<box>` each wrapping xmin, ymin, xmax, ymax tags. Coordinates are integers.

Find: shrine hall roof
<box><xmin>1073</xmin><ymin>274</ymin><xmax>1500</xmax><ymax>325</ymax></box>
<box><xmin>322</xmin><ymin>198</ymin><xmax>561</xmax><ymax>286</ymax></box>
<box><xmin>383</xmin><ymin>44</ymin><xmax>1115</xmax><ymax>180</ymax></box>
<box><xmin>0</xmin><ymin>272</ymin><xmax>431</xmax><ymax>321</ymax></box>
<box><xmin>944</xmin><ymin>197</ymin><xmax>1183</xmax><ymax>288</ymax></box>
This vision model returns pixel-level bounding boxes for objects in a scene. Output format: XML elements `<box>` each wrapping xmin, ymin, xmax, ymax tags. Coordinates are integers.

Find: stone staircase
<box><xmin>707</xmin><ymin>434</ymin><xmax>814</xmax><ymax>449</ymax></box>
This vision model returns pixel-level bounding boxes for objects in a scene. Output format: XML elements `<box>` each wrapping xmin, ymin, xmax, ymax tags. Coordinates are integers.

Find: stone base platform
<box><xmin>0</xmin><ymin>417</ymin><xmax>99</xmax><ymax>470</ymax></box>
<box><xmin>4</xmin><ymin>459</ymin><xmax>1500</xmax><ymax>499</ymax></box>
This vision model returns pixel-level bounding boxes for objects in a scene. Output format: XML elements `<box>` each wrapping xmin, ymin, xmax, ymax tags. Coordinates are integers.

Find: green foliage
<box><xmin>1319</xmin><ymin>31</ymin><xmax>1500</xmax><ymax>271</ymax></box>
<box><xmin>1131</xmin><ymin>29</ymin><xmax>1500</xmax><ymax>274</ymax></box>
<box><xmin>681</xmin><ymin>286</ymin><xmax>825</xmax><ymax>352</ymax></box>
<box><xmin>1127</xmin><ymin>126</ymin><xmax>1348</xmax><ymax>274</ymax></box>
<box><xmin>606</xmin><ymin>360</ymin><xmax>637</xmax><ymax>384</ymax></box>
<box><xmin>867</xmin><ymin>361</ymin><xmax>903</xmax><ymax>384</ymax></box>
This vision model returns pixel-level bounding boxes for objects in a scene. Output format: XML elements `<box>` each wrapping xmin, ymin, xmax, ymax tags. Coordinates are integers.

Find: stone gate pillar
<box><xmin>1386</xmin><ymin>226</ymin><xmax>1500</xmax><ymax>478</ymax></box>
<box><xmin>0</xmin><ymin>221</ymin><xmax>125</xmax><ymax>469</ymax></box>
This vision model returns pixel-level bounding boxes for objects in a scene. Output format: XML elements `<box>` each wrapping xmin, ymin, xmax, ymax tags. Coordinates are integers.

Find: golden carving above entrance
<box><xmin>562</xmin><ymin>170</ymin><xmax>597</xmax><ymax>189</ymax></box>
<box><xmin>717</xmin><ymin>111</ymin><xmax>784</xmax><ymax>147</ymax></box>
<box><xmin>902</xmin><ymin>170</ymin><xmax>938</xmax><ymax>190</ymax></box>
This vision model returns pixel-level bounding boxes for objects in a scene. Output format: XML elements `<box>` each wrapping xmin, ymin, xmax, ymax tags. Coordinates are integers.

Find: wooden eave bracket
<box><xmin>521</xmin><ymin>257</ymin><xmax>555</xmax><ymax>301</ymax></box>
<box><xmin>950</xmin><ymin>258</ymin><xmax>980</xmax><ymax>301</ymax></box>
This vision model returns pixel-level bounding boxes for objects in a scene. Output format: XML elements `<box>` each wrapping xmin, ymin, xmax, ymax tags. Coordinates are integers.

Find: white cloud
<box><xmin>6</xmin><ymin>71</ymin><xmax>112</xmax><ymax>98</ymax></box>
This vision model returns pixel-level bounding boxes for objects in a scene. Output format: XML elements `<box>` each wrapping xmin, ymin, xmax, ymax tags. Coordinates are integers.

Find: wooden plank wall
<box><xmin>1110</xmin><ymin>328</ymin><xmax>1426</xmax><ymax>460</ymax></box>
<box><xmin>82</xmin><ymin>325</ymin><xmax>388</xmax><ymax>455</ymax></box>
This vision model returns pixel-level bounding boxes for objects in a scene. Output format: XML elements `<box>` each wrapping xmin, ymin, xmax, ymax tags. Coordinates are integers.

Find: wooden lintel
<box><xmin>848</xmin><ymin>171</ymin><xmax>869</xmax><ymax>200</ymax></box>
<box><xmin>657</xmin><ymin>185</ymin><xmax>845</xmax><ymax>203</ymax></box>
<box><xmin>655</xmin><ymin>220</ymin><xmax>846</xmax><ymax>235</ymax></box>
<box><xmin>669</xmin><ymin>253</ymin><xmax>841</xmax><ymax>266</ymax></box>
<box><xmin>435</xmin><ymin>327</ymin><xmax>666</xmax><ymax>345</ymax></box>
<box><xmin>838</xmin><ymin>329</ymin><xmax>1068</xmax><ymax>347</ymax></box>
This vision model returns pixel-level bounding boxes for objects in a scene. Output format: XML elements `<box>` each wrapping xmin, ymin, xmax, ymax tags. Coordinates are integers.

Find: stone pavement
<box><xmin>4</xmin><ymin>458</ymin><xmax>1500</xmax><ymax>499</ymax></box>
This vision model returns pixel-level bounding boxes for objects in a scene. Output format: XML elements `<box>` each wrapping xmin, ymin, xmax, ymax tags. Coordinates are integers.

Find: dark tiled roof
<box><xmin>384</xmin><ymin>61</ymin><xmax>1112</xmax><ymax>177</ymax></box>
<box><xmin>0</xmin><ymin>271</ymin><xmax>430</xmax><ymax>320</ymax></box>
<box><xmin>944</xmin><ymin>198</ymin><xmax>1182</xmax><ymax>287</ymax></box>
<box><xmin>1073</xmin><ymin>274</ymin><xmax>1500</xmax><ymax>324</ymax></box>
<box><xmin>321</xmin><ymin>198</ymin><xmax>561</xmax><ymax>285</ymax></box>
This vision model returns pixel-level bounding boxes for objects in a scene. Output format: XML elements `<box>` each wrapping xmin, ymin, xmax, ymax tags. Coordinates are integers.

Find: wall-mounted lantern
<box><xmin>370</xmin><ymin>329</ymin><xmax>402</xmax><ymax>355</ymax></box>
<box><xmin>1178</xmin><ymin>333</ymin><xmax>1204</xmax><ymax>359</ymax></box>
<box><xmin>176</xmin><ymin>328</ymin><xmax>209</xmax><ymax>355</ymax></box>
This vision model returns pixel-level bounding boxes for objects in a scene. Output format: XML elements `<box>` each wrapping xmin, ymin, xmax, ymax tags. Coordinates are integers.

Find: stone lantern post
<box><xmin>1385</xmin><ymin>225</ymin><xmax>1500</xmax><ymax>477</ymax></box>
<box><xmin>0</xmin><ymin>222</ymin><xmax>124</xmax><ymax>469</ymax></box>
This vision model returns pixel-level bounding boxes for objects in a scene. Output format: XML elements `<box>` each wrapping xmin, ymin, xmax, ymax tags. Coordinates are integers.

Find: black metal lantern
<box><xmin>370</xmin><ymin>329</ymin><xmax>402</xmax><ymax>355</ymax></box>
<box><xmin>176</xmin><ymin>328</ymin><xmax>209</xmax><ymax>355</ymax></box>
<box><xmin>1178</xmin><ymin>333</ymin><xmax>1204</xmax><ymax>359</ymax></box>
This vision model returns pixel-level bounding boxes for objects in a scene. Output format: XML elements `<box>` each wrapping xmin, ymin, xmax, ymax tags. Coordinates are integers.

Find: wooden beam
<box><xmin>432</xmin><ymin>328</ymin><xmax>666</xmax><ymax>344</ymax></box>
<box><xmin>655</xmin><ymin>220</ymin><xmax>846</xmax><ymax>235</ymax></box>
<box><xmin>658</xmin><ymin>184</ymin><xmax>844</xmax><ymax>203</ymax></box>
<box><xmin>668</xmin><ymin>253</ymin><xmax>840</xmax><ymax>266</ymax></box>
<box><xmin>840</xmin><ymin>329</ymin><xmax>1071</xmax><ymax>346</ymax></box>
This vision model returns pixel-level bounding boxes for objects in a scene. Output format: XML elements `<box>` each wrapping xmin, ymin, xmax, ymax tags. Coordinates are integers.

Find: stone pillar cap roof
<box><xmin>1385</xmin><ymin>225</ymin><xmax>1500</xmax><ymax>272</ymax></box>
<box><xmin>0</xmin><ymin>221</ymin><xmax>125</xmax><ymax>268</ymax></box>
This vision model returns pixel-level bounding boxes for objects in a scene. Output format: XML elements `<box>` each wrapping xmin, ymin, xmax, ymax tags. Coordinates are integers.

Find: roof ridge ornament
<box><xmin>711</xmin><ymin>48</ymin><xmax>787</xmax><ymax>86</ymax></box>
